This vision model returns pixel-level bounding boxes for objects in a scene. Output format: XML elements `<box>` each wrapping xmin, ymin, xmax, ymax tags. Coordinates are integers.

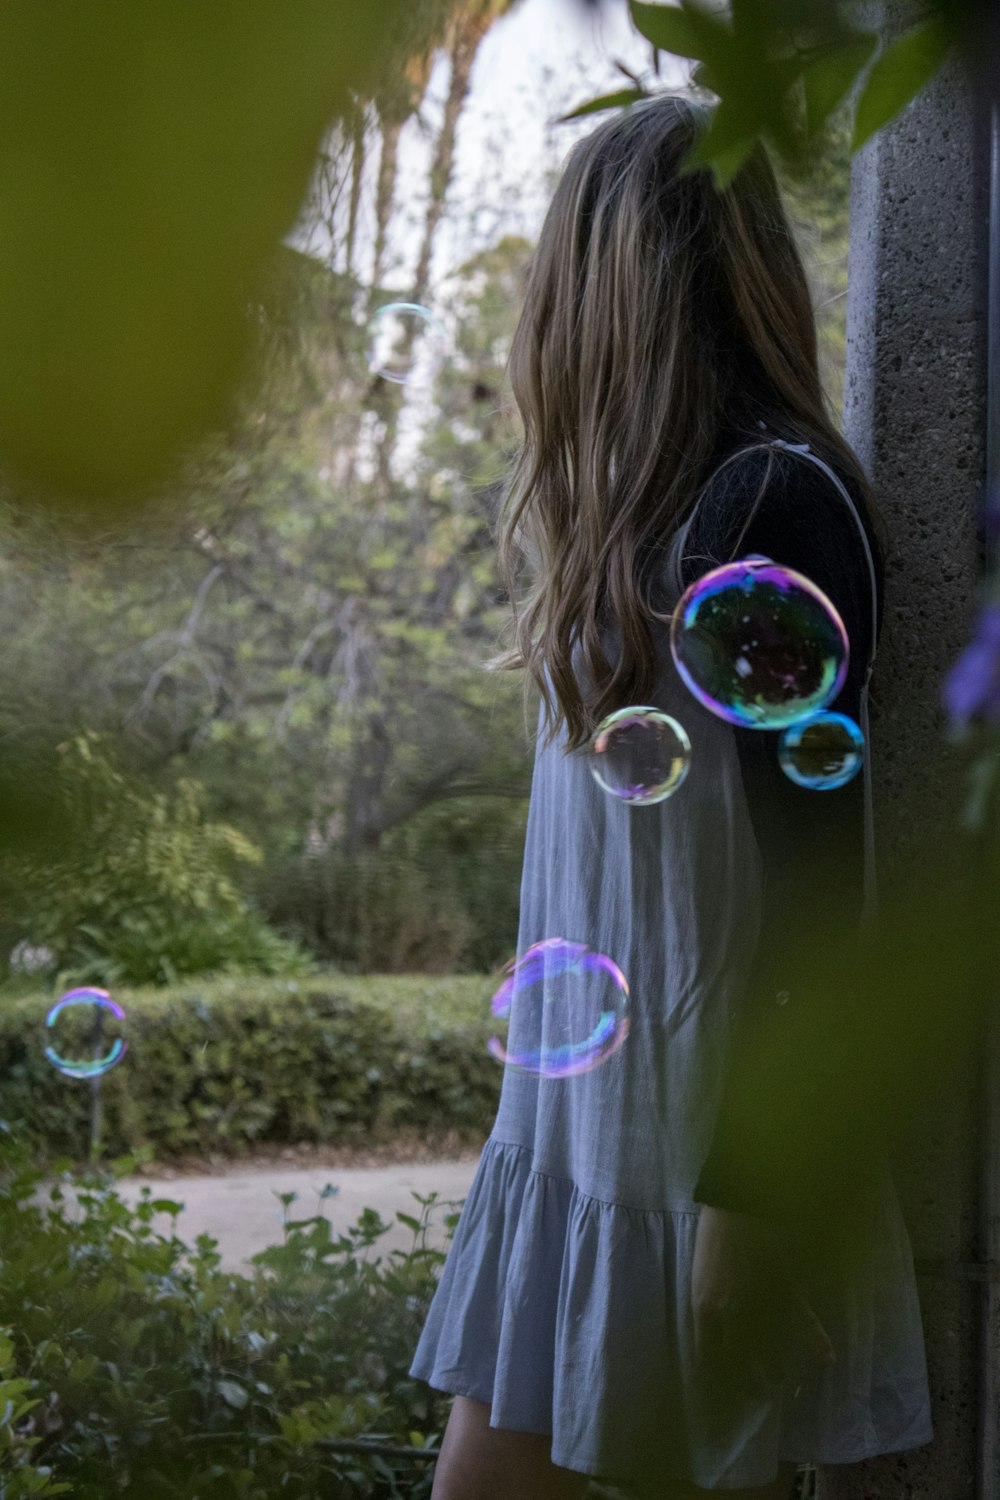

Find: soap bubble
<box><xmin>670</xmin><ymin>557</ymin><xmax>848</xmax><ymax>728</ymax></box>
<box><xmin>777</xmin><ymin>711</ymin><xmax>865</xmax><ymax>790</ymax></box>
<box><xmin>44</xmin><ymin>988</ymin><xmax>127</xmax><ymax>1079</ymax></box>
<box><xmin>367</xmin><ymin>302</ymin><xmax>446</xmax><ymax>384</ymax></box>
<box><xmin>589</xmin><ymin>706</ymin><xmax>691</xmax><ymax>805</ymax></box>
<box><xmin>488</xmin><ymin>938</ymin><xmax>630</xmax><ymax>1079</ymax></box>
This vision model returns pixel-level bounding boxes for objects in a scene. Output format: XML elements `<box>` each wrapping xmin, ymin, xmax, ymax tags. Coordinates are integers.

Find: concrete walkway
<box><xmin>115</xmin><ymin>1157</ymin><xmax>480</xmax><ymax>1271</ymax></box>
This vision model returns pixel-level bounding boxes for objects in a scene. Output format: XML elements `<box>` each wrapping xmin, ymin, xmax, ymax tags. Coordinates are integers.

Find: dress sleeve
<box><xmin>677</xmin><ymin>444</ymin><xmax>882</xmax><ymax>1223</ymax></box>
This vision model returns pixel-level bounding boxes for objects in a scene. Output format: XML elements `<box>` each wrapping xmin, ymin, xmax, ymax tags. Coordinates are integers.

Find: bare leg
<box><xmin>431</xmin><ymin>1394</ymin><xmax>589</xmax><ymax>1500</ymax></box>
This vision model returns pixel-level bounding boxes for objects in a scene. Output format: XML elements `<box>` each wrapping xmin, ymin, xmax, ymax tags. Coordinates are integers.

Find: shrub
<box><xmin>0</xmin><ymin>1127</ymin><xmax>456</xmax><ymax>1498</ymax></box>
<box><xmin>0</xmin><ymin>976</ymin><xmax>499</xmax><ymax>1162</ymax></box>
<box><xmin>0</xmin><ymin>733</ymin><xmax>306</xmax><ymax>988</ymax></box>
<box><xmin>262</xmin><ymin>795</ymin><xmax>526</xmax><ymax>975</ymax></box>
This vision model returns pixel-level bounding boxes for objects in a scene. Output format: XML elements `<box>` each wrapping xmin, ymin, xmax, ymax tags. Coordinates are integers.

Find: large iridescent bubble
<box><xmin>777</xmin><ymin>710</ymin><xmax>865</xmax><ymax>790</ymax></box>
<box><xmin>589</xmin><ymin>706</ymin><xmax>691</xmax><ymax>806</ymax></box>
<box><xmin>44</xmin><ymin>987</ymin><xmax>127</xmax><ymax>1079</ymax></box>
<box><xmin>488</xmin><ymin>938</ymin><xmax>630</xmax><ymax>1079</ymax></box>
<box><xmin>670</xmin><ymin>557</ymin><xmax>849</xmax><ymax>729</ymax></box>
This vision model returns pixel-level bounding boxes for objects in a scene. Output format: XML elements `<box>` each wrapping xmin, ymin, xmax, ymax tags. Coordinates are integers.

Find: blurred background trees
<box><xmin>0</xmin><ymin>0</ymin><xmax>857</xmax><ymax>986</ymax></box>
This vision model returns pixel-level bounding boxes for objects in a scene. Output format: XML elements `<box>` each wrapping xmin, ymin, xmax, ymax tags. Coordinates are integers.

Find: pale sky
<box><xmin>294</xmin><ymin>0</ymin><xmax>690</xmax><ymax>288</ymax></box>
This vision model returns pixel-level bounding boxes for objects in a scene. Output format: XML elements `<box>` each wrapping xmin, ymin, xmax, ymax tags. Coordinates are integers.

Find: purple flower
<box><xmin>942</xmin><ymin>603</ymin><xmax>1000</xmax><ymax>733</ymax></box>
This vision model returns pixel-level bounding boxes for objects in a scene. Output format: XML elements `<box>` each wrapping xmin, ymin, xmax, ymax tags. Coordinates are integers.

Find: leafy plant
<box><xmin>0</xmin><ymin>1126</ymin><xmax>459</xmax><ymax>1498</ymax></box>
<box><xmin>560</xmin><ymin>0</ymin><xmax>976</xmax><ymax>189</ymax></box>
<box><xmin>0</xmin><ymin>1327</ymin><xmax>71</xmax><ymax>1497</ymax></box>
<box><xmin>0</xmin><ymin>733</ymin><xmax>306</xmax><ymax>988</ymax></box>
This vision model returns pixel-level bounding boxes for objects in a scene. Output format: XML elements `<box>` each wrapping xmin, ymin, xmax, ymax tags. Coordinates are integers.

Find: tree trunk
<box><xmin>366</xmin><ymin>7</ymin><xmax>509</xmax><ymax>506</ymax></box>
<box><xmin>373</xmin><ymin>113</ymin><xmax>405</xmax><ymax>292</ymax></box>
<box><xmin>343</xmin><ymin>713</ymin><xmax>392</xmax><ymax>855</ymax></box>
<box><xmin>365</xmin><ymin>10</ymin><xmax>498</xmax><ymax>508</ymax></box>
<box><xmin>345</xmin><ymin>103</ymin><xmax>367</xmax><ymax>279</ymax></box>
<box><xmin>411</xmin><ymin>14</ymin><xmax>492</xmax><ymax>305</ymax></box>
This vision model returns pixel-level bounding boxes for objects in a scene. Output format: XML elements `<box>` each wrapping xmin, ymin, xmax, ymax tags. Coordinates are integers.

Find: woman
<box><xmin>410</xmin><ymin>92</ymin><xmax>932</xmax><ymax>1498</ymax></box>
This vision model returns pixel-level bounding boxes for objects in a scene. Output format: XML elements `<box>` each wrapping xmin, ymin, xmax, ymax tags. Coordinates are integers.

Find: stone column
<box><xmin>819</xmin><ymin>3</ymin><xmax>993</xmax><ymax>1498</ymax></box>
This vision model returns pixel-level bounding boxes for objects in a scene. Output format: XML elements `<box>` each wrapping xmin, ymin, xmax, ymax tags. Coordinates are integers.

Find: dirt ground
<box><xmin>102</xmin><ymin>1133</ymin><xmax>485</xmax><ymax>1269</ymax></box>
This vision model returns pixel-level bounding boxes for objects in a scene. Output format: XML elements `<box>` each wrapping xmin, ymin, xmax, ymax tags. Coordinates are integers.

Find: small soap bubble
<box><xmin>367</xmin><ymin>302</ymin><xmax>446</xmax><ymax>385</ymax></box>
<box><xmin>488</xmin><ymin>938</ymin><xmax>630</xmax><ymax>1079</ymax></box>
<box><xmin>670</xmin><ymin>557</ymin><xmax>849</xmax><ymax>728</ymax></box>
<box><xmin>777</xmin><ymin>711</ymin><xmax>865</xmax><ymax>790</ymax></box>
<box><xmin>44</xmin><ymin>988</ymin><xmax>127</xmax><ymax>1079</ymax></box>
<box><xmin>589</xmin><ymin>706</ymin><xmax>691</xmax><ymax>805</ymax></box>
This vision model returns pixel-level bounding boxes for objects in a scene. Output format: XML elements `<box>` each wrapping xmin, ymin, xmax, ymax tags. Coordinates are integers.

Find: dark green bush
<box><xmin>0</xmin><ymin>976</ymin><xmax>499</xmax><ymax>1162</ymax></box>
<box><xmin>262</xmin><ymin>796</ymin><xmax>526</xmax><ymax>975</ymax></box>
<box><xmin>0</xmin><ymin>1128</ymin><xmax>456</xmax><ymax>1498</ymax></box>
<box><xmin>0</xmin><ymin>733</ymin><xmax>307</xmax><ymax>988</ymax></box>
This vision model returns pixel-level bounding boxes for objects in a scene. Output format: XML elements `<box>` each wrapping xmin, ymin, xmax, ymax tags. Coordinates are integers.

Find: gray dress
<box><xmin>409</xmin><ymin>438</ymin><xmax>932</xmax><ymax>1490</ymax></box>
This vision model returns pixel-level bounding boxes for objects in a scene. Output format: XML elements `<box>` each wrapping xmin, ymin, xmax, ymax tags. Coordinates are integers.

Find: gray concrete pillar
<box><xmin>819</xmin><ymin>3</ymin><xmax>994</xmax><ymax>1497</ymax></box>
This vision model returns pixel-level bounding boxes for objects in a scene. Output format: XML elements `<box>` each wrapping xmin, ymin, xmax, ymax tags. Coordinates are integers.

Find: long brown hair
<box><xmin>491</xmin><ymin>92</ymin><xmax>886</xmax><ymax>751</ymax></box>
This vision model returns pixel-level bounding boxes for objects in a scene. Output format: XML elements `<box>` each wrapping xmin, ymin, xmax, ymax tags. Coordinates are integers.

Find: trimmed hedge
<box><xmin>0</xmin><ymin>975</ymin><xmax>500</xmax><ymax>1161</ymax></box>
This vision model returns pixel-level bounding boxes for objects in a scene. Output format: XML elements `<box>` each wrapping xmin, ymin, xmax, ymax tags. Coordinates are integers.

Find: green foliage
<box><xmin>0</xmin><ymin>235</ymin><xmax>534</xmax><ymax>978</ymax></box>
<box><xmin>0</xmin><ymin>0</ymin><xmax>432</xmax><ymax>505</ymax></box>
<box><xmin>265</xmin><ymin>796</ymin><xmax>526</xmax><ymax>974</ymax></box>
<box><xmin>0</xmin><ymin>1128</ymin><xmax>457</xmax><ymax>1497</ymax></box>
<box><xmin>629</xmin><ymin>1</ymin><xmax>706</xmax><ymax>60</ymax></box>
<box><xmin>0</xmin><ymin>1330</ymin><xmax>71</xmax><ymax>1496</ymax></box>
<box><xmin>800</xmin><ymin>31</ymin><xmax>878</xmax><ymax>137</ymax></box>
<box><xmin>850</xmin><ymin>13</ymin><xmax>960</xmax><ymax>150</ymax></box>
<box><xmin>558</xmin><ymin>88</ymin><xmax>650</xmax><ymax>123</ymax></box>
<box><xmin>0</xmin><ymin>733</ymin><xmax>306</xmax><ymax>988</ymax></box>
<box><xmin>0</xmin><ymin>57</ymin><xmax>851</xmax><ymax>988</ymax></box>
<box><xmin>0</xmin><ymin>976</ymin><xmax>496</xmax><ymax>1162</ymax></box>
<box><xmin>623</xmin><ymin>0</ymin><xmax>973</xmax><ymax>189</ymax></box>
<box><xmin>0</xmin><ymin>0</ymin><xmax>979</xmax><ymax>501</ymax></box>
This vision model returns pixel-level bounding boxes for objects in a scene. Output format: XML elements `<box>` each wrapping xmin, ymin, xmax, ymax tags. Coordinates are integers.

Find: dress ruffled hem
<box><xmin>409</xmin><ymin>1137</ymin><xmax>934</xmax><ymax>1490</ymax></box>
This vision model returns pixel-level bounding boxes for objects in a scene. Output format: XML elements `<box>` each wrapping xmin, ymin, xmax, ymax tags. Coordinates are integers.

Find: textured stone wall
<box><xmin>819</xmin><ymin>2</ymin><xmax>993</xmax><ymax>1497</ymax></box>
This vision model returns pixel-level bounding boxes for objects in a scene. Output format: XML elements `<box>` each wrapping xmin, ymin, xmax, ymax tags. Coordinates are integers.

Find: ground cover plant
<box><xmin>0</xmin><ymin>1127</ymin><xmax>457</xmax><ymax>1499</ymax></box>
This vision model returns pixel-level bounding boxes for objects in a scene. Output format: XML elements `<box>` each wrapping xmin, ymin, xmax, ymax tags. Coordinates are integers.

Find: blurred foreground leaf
<box><xmin>697</xmin><ymin>821</ymin><xmax>998</xmax><ymax>1284</ymax></box>
<box><xmin>0</xmin><ymin>0</ymin><xmax>405</xmax><ymax>507</ymax></box>
<box><xmin>591</xmin><ymin>1</ymin><xmax>992</xmax><ymax>192</ymax></box>
<box><xmin>850</xmin><ymin>12</ymin><xmax>961</xmax><ymax>151</ymax></box>
<box><xmin>629</xmin><ymin>0</ymin><xmax>726</xmax><ymax>62</ymax></box>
